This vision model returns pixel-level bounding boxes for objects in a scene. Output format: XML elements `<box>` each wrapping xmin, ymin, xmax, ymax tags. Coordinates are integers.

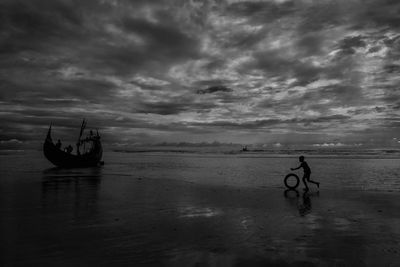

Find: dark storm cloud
<box><xmin>319</xmin><ymin>85</ymin><xmax>365</xmax><ymax>105</ymax></box>
<box><xmin>226</xmin><ymin>0</ymin><xmax>297</xmax><ymax>24</ymax></box>
<box><xmin>0</xmin><ymin>0</ymin><xmax>88</xmax><ymax>54</ymax></box>
<box><xmin>0</xmin><ymin>0</ymin><xmax>201</xmax><ymax>74</ymax></box>
<box><xmin>135</xmin><ymin>98</ymin><xmax>217</xmax><ymax>115</ymax></box>
<box><xmin>0</xmin><ymin>74</ymin><xmax>116</xmax><ymax>104</ymax></box>
<box><xmin>0</xmin><ymin>0</ymin><xmax>155</xmax><ymax>50</ymax></box>
<box><xmin>296</xmin><ymin>1</ymin><xmax>349</xmax><ymax>33</ymax></box>
<box><xmin>383</xmin><ymin>64</ymin><xmax>400</xmax><ymax>73</ymax></box>
<box><xmin>348</xmin><ymin>106</ymin><xmax>386</xmax><ymax>116</ymax></box>
<box><xmin>90</xmin><ymin>15</ymin><xmax>201</xmax><ymax>75</ymax></box>
<box><xmin>193</xmin><ymin>79</ymin><xmax>233</xmax><ymax>88</ymax></box>
<box><xmin>190</xmin><ymin>119</ymin><xmax>281</xmax><ymax>129</ymax></box>
<box><xmin>337</xmin><ymin>35</ymin><xmax>366</xmax><ymax>55</ymax></box>
<box><xmin>196</xmin><ymin>85</ymin><xmax>233</xmax><ymax>94</ymax></box>
<box><xmin>250</xmin><ymin>51</ymin><xmax>323</xmax><ymax>85</ymax></box>
<box><xmin>295</xmin><ymin>33</ymin><xmax>326</xmax><ymax>56</ymax></box>
<box><xmin>121</xmin><ymin>16</ymin><xmax>199</xmax><ymax>59</ymax></box>
<box><xmin>353</xmin><ymin>0</ymin><xmax>400</xmax><ymax>29</ymax></box>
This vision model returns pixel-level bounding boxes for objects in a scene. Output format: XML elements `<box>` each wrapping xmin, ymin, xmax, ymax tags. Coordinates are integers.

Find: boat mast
<box><xmin>46</xmin><ymin>123</ymin><xmax>52</xmax><ymax>142</ymax></box>
<box><xmin>76</xmin><ymin>119</ymin><xmax>86</xmax><ymax>155</ymax></box>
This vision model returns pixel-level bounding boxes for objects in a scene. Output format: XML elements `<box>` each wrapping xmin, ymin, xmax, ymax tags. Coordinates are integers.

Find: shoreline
<box><xmin>2</xmin><ymin>149</ymin><xmax>400</xmax><ymax>163</ymax></box>
<box><xmin>112</xmin><ymin>149</ymin><xmax>400</xmax><ymax>158</ymax></box>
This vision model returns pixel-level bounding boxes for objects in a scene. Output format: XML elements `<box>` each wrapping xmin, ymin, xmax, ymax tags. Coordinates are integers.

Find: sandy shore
<box><xmin>1</xmin><ymin>170</ymin><xmax>400</xmax><ymax>266</ymax></box>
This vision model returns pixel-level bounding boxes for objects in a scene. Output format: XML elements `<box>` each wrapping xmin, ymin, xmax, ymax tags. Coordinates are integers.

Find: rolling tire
<box><xmin>284</xmin><ymin>173</ymin><xmax>300</xmax><ymax>189</ymax></box>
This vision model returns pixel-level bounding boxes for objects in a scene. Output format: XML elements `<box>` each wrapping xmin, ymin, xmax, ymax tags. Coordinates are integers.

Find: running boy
<box><xmin>291</xmin><ymin>156</ymin><xmax>320</xmax><ymax>191</ymax></box>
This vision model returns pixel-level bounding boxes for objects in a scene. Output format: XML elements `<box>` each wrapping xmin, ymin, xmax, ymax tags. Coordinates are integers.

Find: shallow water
<box><xmin>1</xmin><ymin>151</ymin><xmax>400</xmax><ymax>266</ymax></box>
<box><xmin>1</xmin><ymin>150</ymin><xmax>400</xmax><ymax>191</ymax></box>
<box><xmin>104</xmin><ymin>151</ymin><xmax>400</xmax><ymax>191</ymax></box>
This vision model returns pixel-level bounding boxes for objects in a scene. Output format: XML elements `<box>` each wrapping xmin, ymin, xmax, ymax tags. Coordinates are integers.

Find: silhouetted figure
<box><xmin>56</xmin><ymin>139</ymin><xmax>62</xmax><ymax>149</ymax></box>
<box><xmin>291</xmin><ymin>156</ymin><xmax>320</xmax><ymax>191</ymax></box>
<box><xmin>64</xmin><ymin>145</ymin><xmax>73</xmax><ymax>154</ymax></box>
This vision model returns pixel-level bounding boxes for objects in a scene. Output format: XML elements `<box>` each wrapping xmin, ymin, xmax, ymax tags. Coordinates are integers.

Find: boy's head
<box><xmin>299</xmin><ymin>156</ymin><xmax>305</xmax><ymax>162</ymax></box>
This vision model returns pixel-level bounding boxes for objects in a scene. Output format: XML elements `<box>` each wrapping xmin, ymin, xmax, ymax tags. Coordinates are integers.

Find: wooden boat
<box><xmin>43</xmin><ymin>120</ymin><xmax>103</xmax><ymax>168</ymax></box>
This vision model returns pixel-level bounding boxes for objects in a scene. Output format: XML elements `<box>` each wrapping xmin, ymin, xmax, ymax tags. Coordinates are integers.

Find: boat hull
<box><xmin>43</xmin><ymin>127</ymin><xmax>103</xmax><ymax>168</ymax></box>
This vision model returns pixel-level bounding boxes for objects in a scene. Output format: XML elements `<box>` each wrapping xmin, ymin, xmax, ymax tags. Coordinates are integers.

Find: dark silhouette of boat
<box><xmin>43</xmin><ymin>120</ymin><xmax>103</xmax><ymax>168</ymax></box>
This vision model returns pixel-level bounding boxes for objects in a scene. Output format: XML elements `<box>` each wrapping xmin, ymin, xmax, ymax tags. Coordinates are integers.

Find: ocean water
<box><xmin>103</xmin><ymin>152</ymin><xmax>400</xmax><ymax>191</ymax></box>
<box><xmin>1</xmin><ymin>150</ymin><xmax>400</xmax><ymax>191</ymax></box>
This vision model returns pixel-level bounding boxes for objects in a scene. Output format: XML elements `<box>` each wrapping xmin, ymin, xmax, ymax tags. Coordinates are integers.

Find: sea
<box><xmin>1</xmin><ymin>149</ymin><xmax>400</xmax><ymax>192</ymax></box>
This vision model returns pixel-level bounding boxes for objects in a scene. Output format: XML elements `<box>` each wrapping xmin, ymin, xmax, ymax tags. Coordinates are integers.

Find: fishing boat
<box><xmin>43</xmin><ymin>120</ymin><xmax>103</xmax><ymax>168</ymax></box>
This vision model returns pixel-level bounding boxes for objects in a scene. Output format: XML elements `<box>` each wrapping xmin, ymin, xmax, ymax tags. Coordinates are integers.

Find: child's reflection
<box><xmin>284</xmin><ymin>189</ymin><xmax>319</xmax><ymax>216</ymax></box>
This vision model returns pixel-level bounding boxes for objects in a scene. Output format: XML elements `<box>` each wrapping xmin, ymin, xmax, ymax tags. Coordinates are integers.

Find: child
<box><xmin>291</xmin><ymin>156</ymin><xmax>320</xmax><ymax>191</ymax></box>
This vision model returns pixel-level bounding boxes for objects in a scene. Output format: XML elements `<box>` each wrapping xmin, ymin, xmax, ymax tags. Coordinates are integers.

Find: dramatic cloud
<box><xmin>196</xmin><ymin>85</ymin><xmax>233</xmax><ymax>94</ymax></box>
<box><xmin>1</xmin><ymin>0</ymin><xmax>399</xmax><ymax>149</ymax></box>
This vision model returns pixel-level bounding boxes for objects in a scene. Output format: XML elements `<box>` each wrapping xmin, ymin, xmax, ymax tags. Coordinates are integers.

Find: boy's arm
<box><xmin>291</xmin><ymin>165</ymin><xmax>301</xmax><ymax>171</ymax></box>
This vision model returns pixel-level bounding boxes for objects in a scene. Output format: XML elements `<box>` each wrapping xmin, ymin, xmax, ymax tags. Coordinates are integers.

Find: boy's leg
<box><xmin>302</xmin><ymin>176</ymin><xmax>309</xmax><ymax>191</ymax></box>
<box><xmin>307</xmin><ymin>174</ymin><xmax>320</xmax><ymax>188</ymax></box>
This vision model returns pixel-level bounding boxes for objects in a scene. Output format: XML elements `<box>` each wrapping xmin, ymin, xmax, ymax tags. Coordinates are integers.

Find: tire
<box><xmin>284</xmin><ymin>173</ymin><xmax>300</xmax><ymax>189</ymax></box>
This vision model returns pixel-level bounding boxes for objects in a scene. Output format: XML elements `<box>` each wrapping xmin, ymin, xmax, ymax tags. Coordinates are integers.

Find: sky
<box><xmin>0</xmin><ymin>0</ymin><xmax>400</xmax><ymax>150</ymax></box>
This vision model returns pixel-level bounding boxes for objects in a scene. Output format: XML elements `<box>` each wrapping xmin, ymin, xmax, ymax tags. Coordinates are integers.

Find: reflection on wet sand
<box><xmin>42</xmin><ymin>166</ymin><xmax>103</xmax><ymax>181</ymax></box>
<box><xmin>284</xmin><ymin>189</ymin><xmax>320</xmax><ymax>217</ymax></box>
<box><xmin>2</xmin><ymin>160</ymin><xmax>400</xmax><ymax>266</ymax></box>
<box><xmin>41</xmin><ymin>167</ymin><xmax>102</xmax><ymax>221</ymax></box>
<box><xmin>299</xmin><ymin>191</ymin><xmax>319</xmax><ymax>217</ymax></box>
<box><xmin>42</xmin><ymin>167</ymin><xmax>102</xmax><ymax>196</ymax></box>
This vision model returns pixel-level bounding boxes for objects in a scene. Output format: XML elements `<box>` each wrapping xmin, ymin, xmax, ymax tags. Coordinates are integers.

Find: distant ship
<box><xmin>43</xmin><ymin>120</ymin><xmax>103</xmax><ymax>168</ymax></box>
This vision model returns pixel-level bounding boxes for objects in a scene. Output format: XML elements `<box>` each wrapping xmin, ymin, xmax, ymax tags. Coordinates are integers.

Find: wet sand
<box><xmin>2</xmin><ymin>168</ymin><xmax>400</xmax><ymax>266</ymax></box>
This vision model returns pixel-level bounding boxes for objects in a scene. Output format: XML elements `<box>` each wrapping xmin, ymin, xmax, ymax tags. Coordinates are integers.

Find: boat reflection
<box><xmin>41</xmin><ymin>167</ymin><xmax>102</xmax><ymax>213</ymax></box>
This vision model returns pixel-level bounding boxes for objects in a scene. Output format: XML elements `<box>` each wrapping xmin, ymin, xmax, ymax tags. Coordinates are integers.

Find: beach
<box><xmin>2</xmin><ymin>0</ymin><xmax>400</xmax><ymax>265</ymax></box>
<box><xmin>1</xmin><ymin>151</ymin><xmax>400</xmax><ymax>266</ymax></box>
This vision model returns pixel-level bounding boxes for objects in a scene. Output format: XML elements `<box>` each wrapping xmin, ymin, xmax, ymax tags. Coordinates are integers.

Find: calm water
<box><xmin>2</xmin><ymin>150</ymin><xmax>400</xmax><ymax>266</ymax></box>
<box><xmin>1</xmin><ymin>150</ymin><xmax>400</xmax><ymax>191</ymax></box>
<box><xmin>104</xmin><ymin>152</ymin><xmax>400</xmax><ymax>191</ymax></box>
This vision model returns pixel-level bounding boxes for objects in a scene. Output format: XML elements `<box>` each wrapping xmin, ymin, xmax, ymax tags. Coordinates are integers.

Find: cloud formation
<box><xmin>196</xmin><ymin>85</ymin><xmax>233</xmax><ymax>94</ymax></box>
<box><xmin>1</xmin><ymin>0</ymin><xmax>399</xmax><ymax>149</ymax></box>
